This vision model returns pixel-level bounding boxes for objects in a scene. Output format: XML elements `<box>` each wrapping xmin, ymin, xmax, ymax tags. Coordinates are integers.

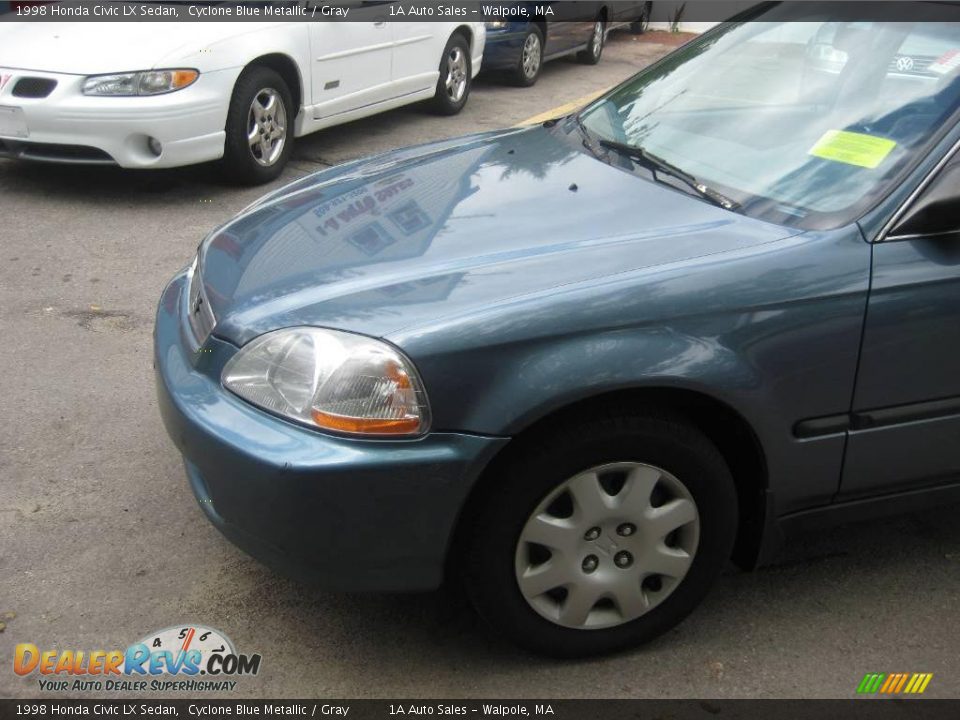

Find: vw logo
<box><xmin>896</xmin><ymin>56</ymin><xmax>915</xmax><ymax>72</ymax></box>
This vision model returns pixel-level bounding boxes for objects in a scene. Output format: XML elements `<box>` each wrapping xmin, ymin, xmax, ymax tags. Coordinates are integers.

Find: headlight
<box><xmin>82</xmin><ymin>69</ymin><xmax>199</xmax><ymax>96</ymax></box>
<box><xmin>222</xmin><ymin>327</ymin><xmax>431</xmax><ymax>437</ymax></box>
<box><xmin>485</xmin><ymin>21</ymin><xmax>509</xmax><ymax>30</ymax></box>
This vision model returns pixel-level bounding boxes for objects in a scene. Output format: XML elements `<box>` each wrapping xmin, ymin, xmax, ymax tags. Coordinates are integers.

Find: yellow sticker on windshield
<box><xmin>808</xmin><ymin>130</ymin><xmax>896</xmax><ymax>169</ymax></box>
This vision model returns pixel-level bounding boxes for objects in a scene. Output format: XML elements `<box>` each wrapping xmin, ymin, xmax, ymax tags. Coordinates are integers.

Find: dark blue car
<box><xmin>482</xmin><ymin>3</ymin><xmax>653</xmax><ymax>86</ymax></box>
<box><xmin>156</xmin><ymin>5</ymin><xmax>960</xmax><ymax>657</ymax></box>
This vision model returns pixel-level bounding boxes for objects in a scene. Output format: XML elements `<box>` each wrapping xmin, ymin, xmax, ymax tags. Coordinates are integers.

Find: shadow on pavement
<box><xmin>186</xmin><ymin>501</ymin><xmax>960</xmax><ymax>671</ymax></box>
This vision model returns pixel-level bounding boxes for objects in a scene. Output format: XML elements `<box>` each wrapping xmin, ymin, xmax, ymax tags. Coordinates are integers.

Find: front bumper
<box><xmin>0</xmin><ymin>66</ymin><xmax>237</xmax><ymax>168</ymax></box>
<box><xmin>154</xmin><ymin>271</ymin><xmax>508</xmax><ymax>591</ymax></box>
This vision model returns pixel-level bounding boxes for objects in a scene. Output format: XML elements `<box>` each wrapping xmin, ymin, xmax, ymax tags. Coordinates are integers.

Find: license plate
<box><xmin>0</xmin><ymin>105</ymin><xmax>28</xmax><ymax>138</ymax></box>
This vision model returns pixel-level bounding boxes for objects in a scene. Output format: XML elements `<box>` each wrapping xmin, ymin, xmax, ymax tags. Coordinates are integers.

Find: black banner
<box><xmin>2</xmin><ymin>700</ymin><xmax>960</xmax><ymax>720</ymax></box>
<box><xmin>3</xmin><ymin>1</ymin><xmax>960</xmax><ymax>24</ymax></box>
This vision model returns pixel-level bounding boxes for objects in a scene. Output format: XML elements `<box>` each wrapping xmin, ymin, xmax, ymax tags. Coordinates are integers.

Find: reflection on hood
<box><xmin>199</xmin><ymin>126</ymin><xmax>798</xmax><ymax>346</ymax></box>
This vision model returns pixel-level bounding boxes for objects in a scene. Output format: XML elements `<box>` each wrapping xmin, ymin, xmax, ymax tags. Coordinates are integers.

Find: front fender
<box><xmin>447</xmin><ymin>326</ymin><xmax>761</xmax><ymax>436</ymax></box>
<box><xmin>392</xmin><ymin>226</ymin><xmax>871</xmax><ymax>516</ymax></box>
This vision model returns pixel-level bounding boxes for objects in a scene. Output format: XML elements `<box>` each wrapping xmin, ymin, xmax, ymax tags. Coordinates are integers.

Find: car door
<box><xmin>541</xmin><ymin>3</ymin><xmax>592</xmax><ymax>56</ymax></box>
<box><xmin>306</xmin><ymin>2</ymin><xmax>393</xmax><ymax>120</ymax></box>
<box><xmin>607</xmin><ymin>1</ymin><xmax>634</xmax><ymax>25</ymax></box>
<box><xmin>391</xmin><ymin>20</ymin><xmax>442</xmax><ymax>97</ymax></box>
<box><xmin>570</xmin><ymin>2</ymin><xmax>603</xmax><ymax>49</ymax></box>
<box><xmin>840</xmin><ymin>146</ymin><xmax>960</xmax><ymax>498</ymax></box>
<box><xmin>542</xmin><ymin>21</ymin><xmax>574</xmax><ymax>57</ymax></box>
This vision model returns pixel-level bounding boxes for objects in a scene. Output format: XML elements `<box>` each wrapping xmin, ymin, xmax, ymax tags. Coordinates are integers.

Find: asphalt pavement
<box><xmin>1</xmin><ymin>31</ymin><xmax>958</xmax><ymax>700</ymax></box>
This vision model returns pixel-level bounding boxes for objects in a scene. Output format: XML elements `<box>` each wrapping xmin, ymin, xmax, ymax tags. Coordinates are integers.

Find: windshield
<box><xmin>579</xmin><ymin>6</ymin><xmax>960</xmax><ymax>229</ymax></box>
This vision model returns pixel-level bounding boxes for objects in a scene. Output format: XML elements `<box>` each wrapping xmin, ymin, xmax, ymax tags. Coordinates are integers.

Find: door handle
<box><xmin>374</xmin><ymin>20</ymin><xmax>387</xmax><ymax>27</ymax></box>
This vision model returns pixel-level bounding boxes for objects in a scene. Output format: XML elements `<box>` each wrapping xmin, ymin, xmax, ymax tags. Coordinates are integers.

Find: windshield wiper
<box><xmin>598</xmin><ymin>139</ymin><xmax>740</xmax><ymax>211</ymax></box>
<box><xmin>573</xmin><ymin>113</ymin><xmax>603</xmax><ymax>159</ymax></box>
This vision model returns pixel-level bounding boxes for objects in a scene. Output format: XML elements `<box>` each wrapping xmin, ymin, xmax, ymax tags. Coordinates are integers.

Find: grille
<box><xmin>888</xmin><ymin>55</ymin><xmax>935</xmax><ymax>76</ymax></box>
<box><xmin>12</xmin><ymin>77</ymin><xmax>57</xmax><ymax>98</ymax></box>
<box><xmin>0</xmin><ymin>139</ymin><xmax>114</xmax><ymax>164</ymax></box>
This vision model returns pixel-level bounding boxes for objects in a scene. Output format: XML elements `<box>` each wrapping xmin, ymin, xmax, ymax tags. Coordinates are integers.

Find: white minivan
<box><xmin>0</xmin><ymin>14</ymin><xmax>485</xmax><ymax>183</ymax></box>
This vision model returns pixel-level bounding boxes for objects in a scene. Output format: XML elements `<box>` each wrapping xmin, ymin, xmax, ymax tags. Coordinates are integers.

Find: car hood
<box><xmin>199</xmin><ymin>125</ymin><xmax>799</xmax><ymax>347</ymax></box>
<box><xmin>0</xmin><ymin>20</ymin><xmax>257</xmax><ymax>74</ymax></box>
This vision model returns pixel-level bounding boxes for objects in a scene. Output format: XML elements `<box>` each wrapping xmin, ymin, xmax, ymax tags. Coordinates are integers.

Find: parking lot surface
<box><xmin>2</xmin><ymin>32</ymin><xmax>959</xmax><ymax>699</ymax></box>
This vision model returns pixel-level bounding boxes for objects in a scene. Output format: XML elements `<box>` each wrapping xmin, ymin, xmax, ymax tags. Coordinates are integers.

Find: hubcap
<box><xmin>522</xmin><ymin>33</ymin><xmax>542</xmax><ymax>78</ymax></box>
<box><xmin>247</xmin><ymin>87</ymin><xmax>287</xmax><ymax>167</ymax></box>
<box><xmin>514</xmin><ymin>462</ymin><xmax>700</xmax><ymax>630</ymax></box>
<box><xmin>591</xmin><ymin>21</ymin><xmax>604</xmax><ymax>56</ymax></box>
<box><xmin>445</xmin><ymin>47</ymin><xmax>468</xmax><ymax>102</ymax></box>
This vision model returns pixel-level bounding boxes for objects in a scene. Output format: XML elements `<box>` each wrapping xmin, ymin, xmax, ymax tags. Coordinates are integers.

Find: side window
<box><xmin>888</xmin><ymin>152</ymin><xmax>960</xmax><ymax>239</ymax></box>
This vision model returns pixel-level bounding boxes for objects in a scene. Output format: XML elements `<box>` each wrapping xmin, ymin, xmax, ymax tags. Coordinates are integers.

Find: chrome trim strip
<box><xmin>855</xmin><ymin>395</ymin><xmax>960</xmax><ymax>430</ymax></box>
<box><xmin>316</xmin><ymin>40</ymin><xmax>394</xmax><ymax>63</ymax></box>
<box><xmin>794</xmin><ymin>413</ymin><xmax>850</xmax><ymax>439</ymax></box>
<box><xmin>314</xmin><ymin>34</ymin><xmax>431</xmax><ymax>63</ymax></box>
<box><xmin>794</xmin><ymin>395</ymin><xmax>960</xmax><ymax>438</ymax></box>
<box><xmin>394</xmin><ymin>35</ymin><xmax>433</xmax><ymax>47</ymax></box>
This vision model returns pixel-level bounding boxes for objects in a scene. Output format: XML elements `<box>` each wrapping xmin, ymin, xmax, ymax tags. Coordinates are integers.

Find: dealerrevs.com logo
<box><xmin>13</xmin><ymin>625</ymin><xmax>262</xmax><ymax>693</ymax></box>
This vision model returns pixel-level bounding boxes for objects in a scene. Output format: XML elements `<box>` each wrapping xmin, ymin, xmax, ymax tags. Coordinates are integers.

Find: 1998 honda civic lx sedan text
<box><xmin>156</xmin><ymin>5</ymin><xmax>960</xmax><ymax>656</ymax></box>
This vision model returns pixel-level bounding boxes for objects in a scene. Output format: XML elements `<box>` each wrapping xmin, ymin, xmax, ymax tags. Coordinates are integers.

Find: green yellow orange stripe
<box><xmin>858</xmin><ymin>672</ymin><xmax>933</xmax><ymax>695</ymax></box>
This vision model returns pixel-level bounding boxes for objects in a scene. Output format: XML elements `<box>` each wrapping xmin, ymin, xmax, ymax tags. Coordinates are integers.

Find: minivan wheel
<box><xmin>461</xmin><ymin>409</ymin><xmax>738</xmax><ymax>657</ymax></box>
<box><xmin>222</xmin><ymin>66</ymin><xmax>294</xmax><ymax>185</ymax></box>
<box><xmin>577</xmin><ymin>20</ymin><xmax>606</xmax><ymax>65</ymax></box>
<box><xmin>630</xmin><ymin>2</ymin><xmax>653</xmax><ymax>33</ymax></box>
<box><xmin>432</xmin><ymin>33</ymin><xmax>472</xmax><ymax>115</ymax></box>
<box><xmin>511</xmin><ymin>27</ymin><xmax>544</xmax><ymax>87</ymax></box>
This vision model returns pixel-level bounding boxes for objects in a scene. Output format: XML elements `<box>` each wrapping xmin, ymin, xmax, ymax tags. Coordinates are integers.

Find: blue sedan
<box><xmin>483</xmin><ymin>3</ymin><xmax>653</xmax><ymax>86</ymax></box>
<box><xmin>157</xmin><ymin>6</ymin><xmax>960</xmax><ymax>657</ymax></box>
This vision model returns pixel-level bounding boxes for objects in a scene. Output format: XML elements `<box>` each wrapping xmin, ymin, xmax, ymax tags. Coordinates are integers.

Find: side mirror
<box><xmin>888</xmin><ymin>160</ymin><xmax>960</xmax><ymax>240</ymax></box>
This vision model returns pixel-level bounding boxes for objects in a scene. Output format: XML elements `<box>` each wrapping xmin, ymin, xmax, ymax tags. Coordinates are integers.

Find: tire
<box><xmin>510</xmin><ymin>27</ymin><xmax>544</xmax><ymax>87</ymax></box>
<box><xmin>461</xmin><ymin>408</ymin><xmax>738</xmax><ymax>658</ymax></box>
<box><xmin>221</xmin><ymin>66</ymin><xmax>294</xmax><ymax>185</ymax></box>
<box><xmin>432</xmin><ymin>33</ymin><xmax>472</xmax><ymax>115</ymax></box>
<box><xmin>630</xmin><ymin>2</ymin><xmax>653</xmax><ymax>33</ymax></box>
<box><xmin>577</xmin><ymin>19</ymin><xmax>606</xmax><ymax>65</ymax></box>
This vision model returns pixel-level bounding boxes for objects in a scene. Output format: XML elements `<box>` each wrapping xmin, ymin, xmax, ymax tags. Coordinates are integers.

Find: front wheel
<box><xmin>577</xmin><ymin>20</ymin><xmax>606</xmax><ymax>65</ymax></box>
<box><xmin>221</xmin><ymin>66</ymin><xmax>294</xmax><ymax>185</ymax></box>
<box><xmin>461</xmin><ymin>409</ymin><xmax>738</xmax><ymax>657</ymax></box>
<box><xmin>510</xmin><ymin>27</ymin><xmax>544</xmax><ymax>87</ymax></box>
<box><xmin>432</xmin><ymin>33</ymin><xmax>472</xmax><ymax>115</ymax></box>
